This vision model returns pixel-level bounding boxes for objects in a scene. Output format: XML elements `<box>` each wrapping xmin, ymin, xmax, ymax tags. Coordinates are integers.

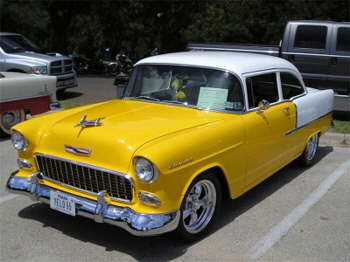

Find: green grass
<box><xmin>331</xmin><ymin>120</ymin><xmax>350</xmax><ymax>134</ymax></box>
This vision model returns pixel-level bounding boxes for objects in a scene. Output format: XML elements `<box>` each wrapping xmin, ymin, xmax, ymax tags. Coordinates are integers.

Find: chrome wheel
<box><xmin>182</xmin><ymin>179</ymin><xmax>217</xmax><ymax>234</ymax></box>
<box><xmin>306</xmin><ymin>134</ymin><xmax>318</xmax><ymax>161</ymax></box>
<box><xmin>0</xmin><ymin>110</ymin><xmax>25</xmax><ymax>135</ymax></box>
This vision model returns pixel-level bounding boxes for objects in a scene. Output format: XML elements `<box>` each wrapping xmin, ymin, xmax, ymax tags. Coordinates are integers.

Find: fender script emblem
<box><xmin>169</xmin><ymin>157</ymin><xmax>193</xmax><ymax>169</ymax></box>
<box><xmin>75</xmin><ymin>115</ymin><xmax>103</xmax><ymax>128</ymax></box>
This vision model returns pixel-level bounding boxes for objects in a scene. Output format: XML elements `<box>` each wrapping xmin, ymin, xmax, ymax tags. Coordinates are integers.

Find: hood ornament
<box><xmin>75</xmin><ymin>115</ymin><xmax>103</xmax><ymax>128</ymax></box>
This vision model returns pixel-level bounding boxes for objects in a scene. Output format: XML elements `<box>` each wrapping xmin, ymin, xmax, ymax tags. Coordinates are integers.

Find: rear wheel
<box><xmin>175</xmin><ymin>173</ymin><xmax>221</xmax><ymax>241</ymax></box>
<box><xmin>0</xmin><ymin>110</ymin><xmax>25</xmax><ymax>136</ymax></box>
<box><xmin>299</xmin><ymin>133</ymin><xmax>319</xmax><ymax>167</ymax></box>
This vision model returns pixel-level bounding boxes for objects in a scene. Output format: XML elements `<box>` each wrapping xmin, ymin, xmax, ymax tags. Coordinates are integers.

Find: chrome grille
<box><xmin>50</xmin><ymin>59</ymin><xmax>73</xmax><ymax>75</ymax></box>
<box><xmin>35</xmin><ymin>154</ymin><xmax>133</xmax><ymax>202</ymax></box>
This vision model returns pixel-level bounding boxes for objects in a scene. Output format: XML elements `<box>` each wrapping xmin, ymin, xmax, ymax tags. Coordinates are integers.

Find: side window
<box><xmin>294</xmin><ymin>25</ymin><xmax>327</xmax><ymax>49</ymax></box>
<box><xmin>280</xmin><ymin>72</ymin><xmax>304</xmax><ymax>99</ymax></box>
<box><xmin>336</xmin><ymin>27</ymin><xmax>350</xmax><ymax>53</ymax></box>
<box><xmin>246</xmin><ymin>73</ymin><xmax>279</xmax><ymax>109</ymax></box>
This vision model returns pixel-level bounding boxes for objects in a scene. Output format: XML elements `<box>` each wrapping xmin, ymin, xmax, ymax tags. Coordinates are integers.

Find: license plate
<box><xmin>50</xmin><ymin>190</ymin><xmax>76</xmax><ymax>216</ymax></box>
<box><xmin>57</xmin><ymin>79</ymin><xmax>74</xmax><ymax>87</ymax></box>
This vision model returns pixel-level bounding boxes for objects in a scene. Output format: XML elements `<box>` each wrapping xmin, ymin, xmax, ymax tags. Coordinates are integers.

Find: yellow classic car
<box><xmin>7</xmin><ymin>51</ymin><xmax>334</xmax><ymax>241</ymax></box>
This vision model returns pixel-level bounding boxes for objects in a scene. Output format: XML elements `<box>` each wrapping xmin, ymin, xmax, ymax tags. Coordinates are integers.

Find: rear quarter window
<box><xmin>280</xmin><ymin>72</ymin><xmax>304</xmax><ymax>99</ymax></box>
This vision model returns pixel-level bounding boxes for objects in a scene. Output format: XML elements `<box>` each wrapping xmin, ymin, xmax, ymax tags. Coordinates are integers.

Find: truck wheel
<box><xmin>0</xmin><ymin>110</ymin><xmax>25</xmax><ymax>136</ymax></box>
<box><xmin>175</xmin><ymin>173</ymin><xmax>221</xmax><ymax>242</ymax></box>
<box><xmin>299</xmin><ymin>133</ymin><xmax>319</xmax><ymax>167</ymax></box>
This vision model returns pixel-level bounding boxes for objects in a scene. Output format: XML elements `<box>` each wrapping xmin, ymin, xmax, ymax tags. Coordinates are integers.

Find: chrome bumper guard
<box><xmin>6</xmin><ymin>172</ymin><xmax>180</xmax><ymax>236</ymax></box>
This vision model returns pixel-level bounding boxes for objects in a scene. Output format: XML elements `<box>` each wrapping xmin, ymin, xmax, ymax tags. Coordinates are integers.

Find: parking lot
<box><xmin>1</xmin><ymin>77</ymin><xmax>349</xmax><ymax>262</ymax></box>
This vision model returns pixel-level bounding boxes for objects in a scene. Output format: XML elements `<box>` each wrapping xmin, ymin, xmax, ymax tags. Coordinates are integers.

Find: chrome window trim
<box><xmin>245</xmin><ymin>100</ymin><xmax>290</xmax><ymax>113</ymax></box>
<box><xmin>34</xmin><ymin>153</ymin><xmax>134</xmax><ymax>203</ymax></box>
<box><xmin>283</xmin><ymin>51</ymin><xmax>350</xmax><ymax>59</ymax></box>
<box><xmin>188</xmin><ymin>46</ymin><xmax>279</xmax><ymax>54</ymax></box>
<box><xmin>243</xmin><ymin>71</ymin><xmax>281</xmax><ymax>111</ymax></box>
<box><xmin>125</xmin><ymin>63</ymin><xmax>247</xmax><ymax>115</ymax></box>
<box><xmin>243</xmin><ymin>68</ymin><xmax>308</xmax><ymax>113</ymax></box>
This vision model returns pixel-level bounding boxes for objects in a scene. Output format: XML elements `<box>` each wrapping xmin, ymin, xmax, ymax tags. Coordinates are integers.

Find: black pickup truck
<box><xmin>187</xmin><ymin>20</ymin><xmax>350</xmax><ymax>113</ymax></box>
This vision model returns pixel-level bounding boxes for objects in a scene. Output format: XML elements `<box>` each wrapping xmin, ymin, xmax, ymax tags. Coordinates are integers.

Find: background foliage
<box><xmin>1</xmin><ymin>0</ymin><xmax>349</xmax><ymax>60</ymax></box>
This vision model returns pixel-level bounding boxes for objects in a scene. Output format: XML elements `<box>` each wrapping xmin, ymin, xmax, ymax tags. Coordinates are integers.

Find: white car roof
<box><xmin>136</xmin><ymin>51</ymin><xmax>299</xmax><ymax>75</ymax></box>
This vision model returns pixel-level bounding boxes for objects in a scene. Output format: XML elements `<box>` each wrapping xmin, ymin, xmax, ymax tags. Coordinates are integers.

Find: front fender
<box><xmin>132</xmin><ymin>116</ymin><xmax>245</xmax><ymax>212</ymax></box>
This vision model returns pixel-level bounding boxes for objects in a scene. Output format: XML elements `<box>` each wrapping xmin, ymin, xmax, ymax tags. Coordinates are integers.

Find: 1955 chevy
<box><xmin>7</xmin><ymin>51</ymin><xmax>333</xmax><ymax>241</ymax></box>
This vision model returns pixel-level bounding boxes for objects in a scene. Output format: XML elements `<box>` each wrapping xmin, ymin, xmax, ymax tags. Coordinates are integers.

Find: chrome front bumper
<box><xmin>6</xmin><ymin>172</ymin><xmax>180</xmax><ymax>236</ymax></box>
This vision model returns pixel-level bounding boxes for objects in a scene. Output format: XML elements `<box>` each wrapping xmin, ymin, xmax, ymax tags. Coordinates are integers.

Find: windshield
<box><xmin>0</xmin><ymin>35</ymin><xmax>41</xmax><ymax>53</ymax></box>
<box><xmin>125</xmin><ymin>65</ymin><xmax>244</xmax><ymax>112</ymax></box>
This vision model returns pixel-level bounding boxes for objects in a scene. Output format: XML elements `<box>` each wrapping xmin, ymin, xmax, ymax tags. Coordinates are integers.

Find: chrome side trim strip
<box><xmin>34</xmin><ymin>153</ymin><xmax>134</xmax><ymax>203</ymax></box>
<box><xmin>285</xmin><ymin>111</ymin><xmax>332</xmax><ymax>136</ymax></box>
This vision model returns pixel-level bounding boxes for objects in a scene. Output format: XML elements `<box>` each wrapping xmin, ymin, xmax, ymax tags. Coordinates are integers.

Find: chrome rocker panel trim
<box><xmin>6</xmin><ymin>171</ymin><xmax>180</xmax><ymax>237</ymax></box>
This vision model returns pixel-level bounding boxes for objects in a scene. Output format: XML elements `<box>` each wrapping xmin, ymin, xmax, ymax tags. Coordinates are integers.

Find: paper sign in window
<box><xmin>197</xmin><ymin>87</ymin><xmax>228</xmax><ymax>110</ymax></box>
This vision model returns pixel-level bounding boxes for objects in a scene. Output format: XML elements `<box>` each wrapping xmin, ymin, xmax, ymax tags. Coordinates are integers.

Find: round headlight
<box><xmin>134</xmin><ymin>157</ymin><xmax>158</xmax><ymax>183</ymax></box>
<box><xmin>11</xmin><ymin>131</ymin><xmax>28</xmax><ymax>151</ymax></box>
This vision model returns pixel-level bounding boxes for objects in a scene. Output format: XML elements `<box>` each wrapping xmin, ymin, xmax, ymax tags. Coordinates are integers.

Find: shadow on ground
<box><xmin>18</xmin><ymin>146</ymin><xmax>333</xmax><ymax>261</ymax></box>
<box><xmin>57</xmin><ymin>90</ymin><xmax>83</xmax><ymax>101</ymax></box>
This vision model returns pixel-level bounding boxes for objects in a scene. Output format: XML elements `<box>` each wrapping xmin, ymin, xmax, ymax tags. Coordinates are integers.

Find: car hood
<box><xmin>36</xmin><ymin>100</ymin><xmax>228</xmax><ymax>174</ymax></box>
<box><xmin>7</xmin><ymin>51</ymin><xmax>70</xmax><ymax>65</ymax></box>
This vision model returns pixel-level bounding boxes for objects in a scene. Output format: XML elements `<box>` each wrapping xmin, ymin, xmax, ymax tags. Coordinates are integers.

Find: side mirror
<box><xmin>257</xmin><ymin>99</ymin><xmax>270</xmax><ymax>113</ymax></box>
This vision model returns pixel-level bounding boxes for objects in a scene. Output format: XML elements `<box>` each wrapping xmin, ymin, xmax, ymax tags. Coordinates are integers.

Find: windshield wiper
<box><xmin>130</xmin><ymin>97</ymin><xmax>203</xmax><ymax>110</ymax></box>
<box><xmin>162</xmin><ymin>100</ymin><xmax>204</xmax><ymax>110</ymax></box>
<box><xmin>162</xmin><ymin>100</ymin><xmax>186</xmax><ymax>105</ymax></box>
<box><xmin>133</xmin><ymin>96</ymin><xmax>160</xmax><ymax>101</ymax></box>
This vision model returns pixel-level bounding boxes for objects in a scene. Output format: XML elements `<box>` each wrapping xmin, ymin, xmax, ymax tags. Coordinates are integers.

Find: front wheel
<box><xmin>175</xmin><ymin>173</ymin><xmax>221</xmax><ymax>241</ymax></box>
<box><xmin>299</xmin><ymin>133</ymin><xmax>319</xmax><ymax>167</ymax></box>
<box><xmin>0</xmin><ymin>110</ymin><xmax>25</xmax><ymax>137</ymax></box>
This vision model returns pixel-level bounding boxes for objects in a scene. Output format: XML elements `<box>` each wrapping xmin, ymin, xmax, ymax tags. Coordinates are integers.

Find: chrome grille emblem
<box><xmin>75</xmin><ymin>115</ymin><xmax>103</xmax><ymax>128</ymax></box>
<box><xmin>64</xmin><ymin>145</ymin><xmax>91</xmax><ymax>156</ymax></box>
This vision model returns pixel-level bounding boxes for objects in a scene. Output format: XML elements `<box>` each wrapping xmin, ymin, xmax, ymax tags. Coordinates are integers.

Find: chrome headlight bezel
<box><xmin>30</xmin><ymin>65</ymin><xmax>48</xmax><ymax>75</ymax></box>
<box><xmin>133</xmin><ymin>157</ymin><xmax>158</xmax><ymax>183</ymax></box>
<box><xmin>11</xmin><ymin>131</ymin><xmax>28</xmax><ymax>152</ymax></box>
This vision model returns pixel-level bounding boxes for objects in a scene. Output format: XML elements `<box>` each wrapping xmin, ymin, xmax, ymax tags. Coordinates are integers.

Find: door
<box><xmin>279</xmin><ymin>71</ymin><xmax>305</xmax><ymax>155</ymax></box>
<box><xmin>329</xmin><ymin>26</ymin><xmax>350</xmax><ymax>96</ymax></box>
<box><xmin>243</xmin><ymin>72</ymin><xmax>294</xmax><ymax>187</ymax></box>
<box><xmin>283</xmin><ymin>23</ymin><xmax>331</xmax><ymax>89</ymax></box>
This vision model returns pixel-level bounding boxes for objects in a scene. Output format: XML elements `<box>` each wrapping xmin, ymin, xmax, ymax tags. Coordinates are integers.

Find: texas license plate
<box><xmin>50</xmin><ymin>190</ymin><xmax>76</xmax><ymax>216</ymax></box>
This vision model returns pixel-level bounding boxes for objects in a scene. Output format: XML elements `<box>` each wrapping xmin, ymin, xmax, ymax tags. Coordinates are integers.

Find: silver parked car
<box><xmin>0</xmin><ymin>32</ymin><xmax>77</xmax><ymax>92</ymax></box>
